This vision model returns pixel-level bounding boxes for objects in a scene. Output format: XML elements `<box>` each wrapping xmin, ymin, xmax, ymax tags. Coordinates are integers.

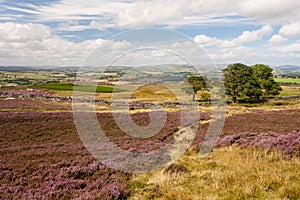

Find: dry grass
<box><xmin>129</xmin><ymin>147</ymin><xmax>300</xmax><ymax>200</ymax></box>
<box><xmin>225</xmin><ymin>99</ymin><xmax>300</xmax><ymax>117</ymax></box>
<box><xmin>279</xmin><ymin>85</ymin><xmax>300</xmax><ymax>97</ymax></box>
<box><xmin>130</xmin><ymin>84</ymin><xmax>178</xmax><ymax>103</ymax></box>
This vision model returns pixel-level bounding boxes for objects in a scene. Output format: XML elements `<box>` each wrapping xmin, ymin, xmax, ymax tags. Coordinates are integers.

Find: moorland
<box><xmin>0</xmin><ymin>64</ymin><xmax>300</xmax><ymax>199</ymax></box>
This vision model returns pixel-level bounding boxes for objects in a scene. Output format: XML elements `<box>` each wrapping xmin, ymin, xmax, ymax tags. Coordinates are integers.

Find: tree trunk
<box><xmin>232</xmin><ymin>95</ymin><xmax>237</xmax><ymax>103</ymax></box>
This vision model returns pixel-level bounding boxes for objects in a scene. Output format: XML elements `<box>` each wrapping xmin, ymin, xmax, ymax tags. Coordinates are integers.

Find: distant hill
<box><xmin>0</xmin><ymin>66</ymin><xmax>36</xmax><ymax>72</ymax></box>
<box><xmin>1</xmin><ymin>64</ymin><xmax>299</xmax><ymax>75</ymax></box>
<box><xmin>273</xmin><ymin>65</ymin><xmax>300</xmax><ymax>73</ymax></box>
<box><xmin>0</xmin><ymin>66</ymin><xmax>80</xmax><ymax>72</ymax></box>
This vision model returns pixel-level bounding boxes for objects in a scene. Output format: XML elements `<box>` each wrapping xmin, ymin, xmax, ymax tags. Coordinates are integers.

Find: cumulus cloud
<box><xmin>116</xmin><ymin>0</ymin><xmax>187</xmax><ymax>27</ymax></box>
<box><xmin>233</xmin><ymin>25</ymin><xmax>273</xmax><ymax>44</ymax></box>
<box><xmin>193</xmin><ymin>35</ymin><xmax>222</xmax><ymax>47</ymax></box>
<box><xmin>0</xmin><ymin>22</ymin><xmax>208</xmax><ymax>66</ymax></box>
<box><xmin>1</xmin><ymin>1</ymin><xmax>300</xmax><ymax>66</ymax></box>
<box><xmin>267</xmin><ymin>39</ymin><xmax>300</xmax><ymax>64</ymax></box>
<box><xmin>279</xmin><ymin>23</ymin><xmax>300</xmax><ymax>38</ymax></box>
<box><xmin>0</xmin><ymin>22</ymin><xmax>132</xmax><ymax>66</ymax></box>
<box><xmin>0</xmin><ymin>23</ymin><xmax>52</xmax><ymax>42</ymax></box>
<box><xmin>194</xmin><ymin>25</ymin><xmax>273</xmax><ymax>48</ymax></box>
<box><xmin>269</xmin><ymin>35</ymin><xmax>287</xmax><ymax>45</ymax></box>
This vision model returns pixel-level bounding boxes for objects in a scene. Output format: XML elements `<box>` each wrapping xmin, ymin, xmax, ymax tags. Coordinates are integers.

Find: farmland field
<box><xmin>275</xmin><ymin>78</ymin><xmax>300</xmax><ymax>84</ymax></box>
<box><xmin>31</xmin><ymin>82</ymin><xmax>124</xmax><ymax>93</ymax></box>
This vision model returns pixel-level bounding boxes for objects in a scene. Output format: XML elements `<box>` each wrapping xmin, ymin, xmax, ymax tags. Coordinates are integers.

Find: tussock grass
<box><xmin>279</xmin><ymin>85</ymin><xmax>300</xmax><ymax>97</ymax></box>
<box><xmin>129</xmin><ymin>147</ymin><xmax>300</xmax><ymax>200</ymax></box>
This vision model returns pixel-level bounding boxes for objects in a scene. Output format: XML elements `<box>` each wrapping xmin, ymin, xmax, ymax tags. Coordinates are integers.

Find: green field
<box><xmin>31</xmin><ymin>82</ymin><xmax>124</xmax><ymax>93</ymax></box>
<box><xmin>275</xmin><ymin>78</ymin><xmax>300</xmax><ymax>84</ymax></box>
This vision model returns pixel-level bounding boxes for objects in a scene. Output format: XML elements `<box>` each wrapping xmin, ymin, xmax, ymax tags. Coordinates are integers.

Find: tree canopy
<box><xmin>222</xmin><ymin>63</ymin><xmax>262</xmax><ymax>103</ymax></box>
<box><xmin>222</xmin><ymin>63</ymin><xmax>282</xmax><ymax>103</ymax></box>
<box><xmin>184</xmin><ymin>76</ymin><xmax>208</xmax><ymax>101</ymax></box>
<box><xmin>251</xmin><ymin>64</ymin><xmax>282</xmax><ymax>97</ymax></box>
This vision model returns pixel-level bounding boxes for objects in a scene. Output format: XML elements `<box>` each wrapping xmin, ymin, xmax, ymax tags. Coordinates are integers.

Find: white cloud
<box><xmin>194</xmin><ymin>25</ymin><xmax>273</xmax><ymax>48</ymax></box>
<box><xmin>151</xmin><ymin>49</ymin><xmax>166</xmax><ymax>57</ymax></box>
<box><xmin>233</xmin><ymin>25</ymin><xmax>273</xmax><ymax>44</ymax></box>
<box><xmin>266</xmin><ymin>39</ymin><xmax>300</xmax><ymax>64</ymax></box>
<box><xmin>238</xmin><ymin>0</ymin><xmax>300</xmax><ymax>24</ymax></box>
<box><xmin>269</xmin><ymin>35</ymin><xmax>287</xmax><ymax>45</ymax></box>
<box><xmin>276</xmin><ymin>40</ymin><xmax>300</xmax><ymax>54</ymax></box>
<box><xmin>1</xmin><ymin>0</ymin><xmax>300</xmax><ymax>66</ymax></box>
<box><xmin>0</xmin><ymin>23</ymin><xmax>52</xmax><ymax>42</ymax></box>
<box><xmin>0</xmin><ymin>22</ymin><xmax>132</xmax><ymax>66</ymax></box>
<box><xmin>193</xmin><ymin>35</ymin><xmax>222</xmax><ymax>47</ymax></box>
<box><xmin>279</xmin><ymin>23</ymin><xmax>300</xmax><ymax>38</ymax></box>
<box><xmin>55</xmin><ymin>21</ymin><xmax>114</xmax><ymax>32</ymax></box>
<box><xmin>3</xmin><ymin>0</ymin><xmax>300</xmax><ymax>30</ymax></box>
<box><xmin>116</xmin><ymin>0</ymin><xmax>187</xmax><ymax>27</ymax></box>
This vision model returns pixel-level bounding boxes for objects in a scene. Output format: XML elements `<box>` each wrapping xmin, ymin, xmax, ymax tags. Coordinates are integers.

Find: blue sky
<box><xmin>0</xmin><ymin>0</ymin><xmax>300</xmax><ymax>66</ymax></box>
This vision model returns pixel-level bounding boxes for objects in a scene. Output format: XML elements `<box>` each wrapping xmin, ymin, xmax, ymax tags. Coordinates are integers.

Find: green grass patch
<box><xmin>31</xmin><ymin>82</ymin><xmax>124</xmax><ymax>93</ymax></box>
<box><xmin>275</xmin><ymin>78</ymin><xmax>300</xmax><ymax>84</ymax></box>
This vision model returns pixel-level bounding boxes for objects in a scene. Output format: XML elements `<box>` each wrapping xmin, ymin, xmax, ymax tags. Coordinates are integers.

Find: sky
<box><xmin>0</xmin><ymin>0</ymin><xmax>300</xmax><ymax>67</ymax></box>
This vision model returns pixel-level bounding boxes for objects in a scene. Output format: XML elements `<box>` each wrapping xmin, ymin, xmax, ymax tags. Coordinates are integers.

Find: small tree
<box><xmin>184</xmin><ymin>76</ymin><xmax>208</xmax><ymax>101</ymax></box>
<box><xmin>251</xmin><ymin>64</ymin><xmax>282</xmax><ymax>98</ymax></box>
<box><xmin>222</xmin><ymin>63</ymin><xmax>262</xmax><ymax>103</ymax></box>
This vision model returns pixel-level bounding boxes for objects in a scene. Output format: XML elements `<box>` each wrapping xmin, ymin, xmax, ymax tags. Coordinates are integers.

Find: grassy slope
<box><xmin>129</xmin><ymin>147</ymin><xmax>300</xmax><ymax>200</ymax></box>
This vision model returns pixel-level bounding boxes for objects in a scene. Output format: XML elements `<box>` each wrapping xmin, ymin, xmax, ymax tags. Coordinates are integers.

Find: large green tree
<box><xmin>184</xmin><ymin>76</ymin><xmax>208</xmax><ymax>101</ymax></box>
<box><xmin>251</xmin><ymin>64</ymin><xmax>282</xmax><ymax>97</ymax></box>
<box><xmin>222</xmin><ymin>63</ymin><xmax>262</xmax><ymax>103</ymax></box>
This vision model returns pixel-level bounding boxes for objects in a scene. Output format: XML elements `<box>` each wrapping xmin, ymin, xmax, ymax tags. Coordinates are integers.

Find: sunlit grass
<box><xmin>279</xmin><ymin>85</ymin><xmax>300</xmax><ymax>97</ymax></box>
<box><xmin>129</xmin><ymin>147</ymin><xmax>300</xmax><ymax>200</ymax></box>
<box><xmin>275</xmin><ymin>78</ymin><xmax>300</xmax><ymax>84</ymax></box>
<box><xmin>130</xmin><ymin>84</ymin><xmax>179</xmax><ymax>103</ymax></box>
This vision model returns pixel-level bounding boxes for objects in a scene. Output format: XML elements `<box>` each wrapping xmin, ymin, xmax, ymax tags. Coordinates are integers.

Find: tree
<box><xmin>184</xmin><ymin>76</ymin><xmax>208</xmax><ymax>101</ymax></box>
<box><xmin>222</xmin><ymin>63</ymin><xmax>262</xmax><ymax>103</ymax></box>
<box><xmin>251</xmin><ymin>64</ymin><xmax>282</xmax><ymax>97</ymax></box>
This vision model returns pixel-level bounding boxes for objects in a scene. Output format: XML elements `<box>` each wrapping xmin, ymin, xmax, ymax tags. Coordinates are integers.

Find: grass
<box><xmin>278</xmin><ymin>85</ymin><xmax>300</xmax><ymax>97</ymax></box>
<box><xmin>130</xmin><ymin>84</ymin><xmax>178</xmax><ymax>103</ymax></box>
<box><xmin>275</xmin><ymin>78</ymin><xmax>300</xmax><ymax>84</ymax></box>
<box><xmin>31</xmin><ymin>82</ymin><xmax>124</xmax><ymax>93</ymax></box>
<box><xmin>129</xmin><ymin>147</ymin><xmax>300</xmax><ymax>200</ymax></box>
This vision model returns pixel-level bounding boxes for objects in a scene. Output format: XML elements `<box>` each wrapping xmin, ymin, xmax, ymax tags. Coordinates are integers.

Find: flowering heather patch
<box><xmin>218</xmin><ymin>130</ymin><xmax>300</xmax><ymax>156</ymax></box>
<box><xmin>222</xmin><ymin>109</ymin><xmax>300</xmax><ymax>135</ymax></box>
<box><xmin>0</xmin><ymin>99</ymin><xmax>71</xmax><ymax>112</ymax></box>
<box><xmin>0</xmin><ymin>110</ymin><xmax>209</xmax><ymax>199</ymax></box>
<box><xmin>0</xmin><ymin>111</ymin><xmax>131</xmax><ymax>199</ymax></box>
<box><xmin>0</xmin><ymin>159</ymin><xmax>130</xmax><ymax>199</ymax></box>
<box><xmin>1</xmin><ymin>96</ymin><xmax>300</xmax><ymax>199</ymax></box>
<box><xmin>7</xmin><ymin>89</ymin><xmax>51</xmax><ymax>96</ymax></box>
<box><xmin>192</xmin><ymin>109</ymin><xmax>300</xmax><ymax>151</ymax></box>
<box><xmin>1</xmin><ymin>89</ymin><xmax>52</xmax><ymax>99</ymax></box>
